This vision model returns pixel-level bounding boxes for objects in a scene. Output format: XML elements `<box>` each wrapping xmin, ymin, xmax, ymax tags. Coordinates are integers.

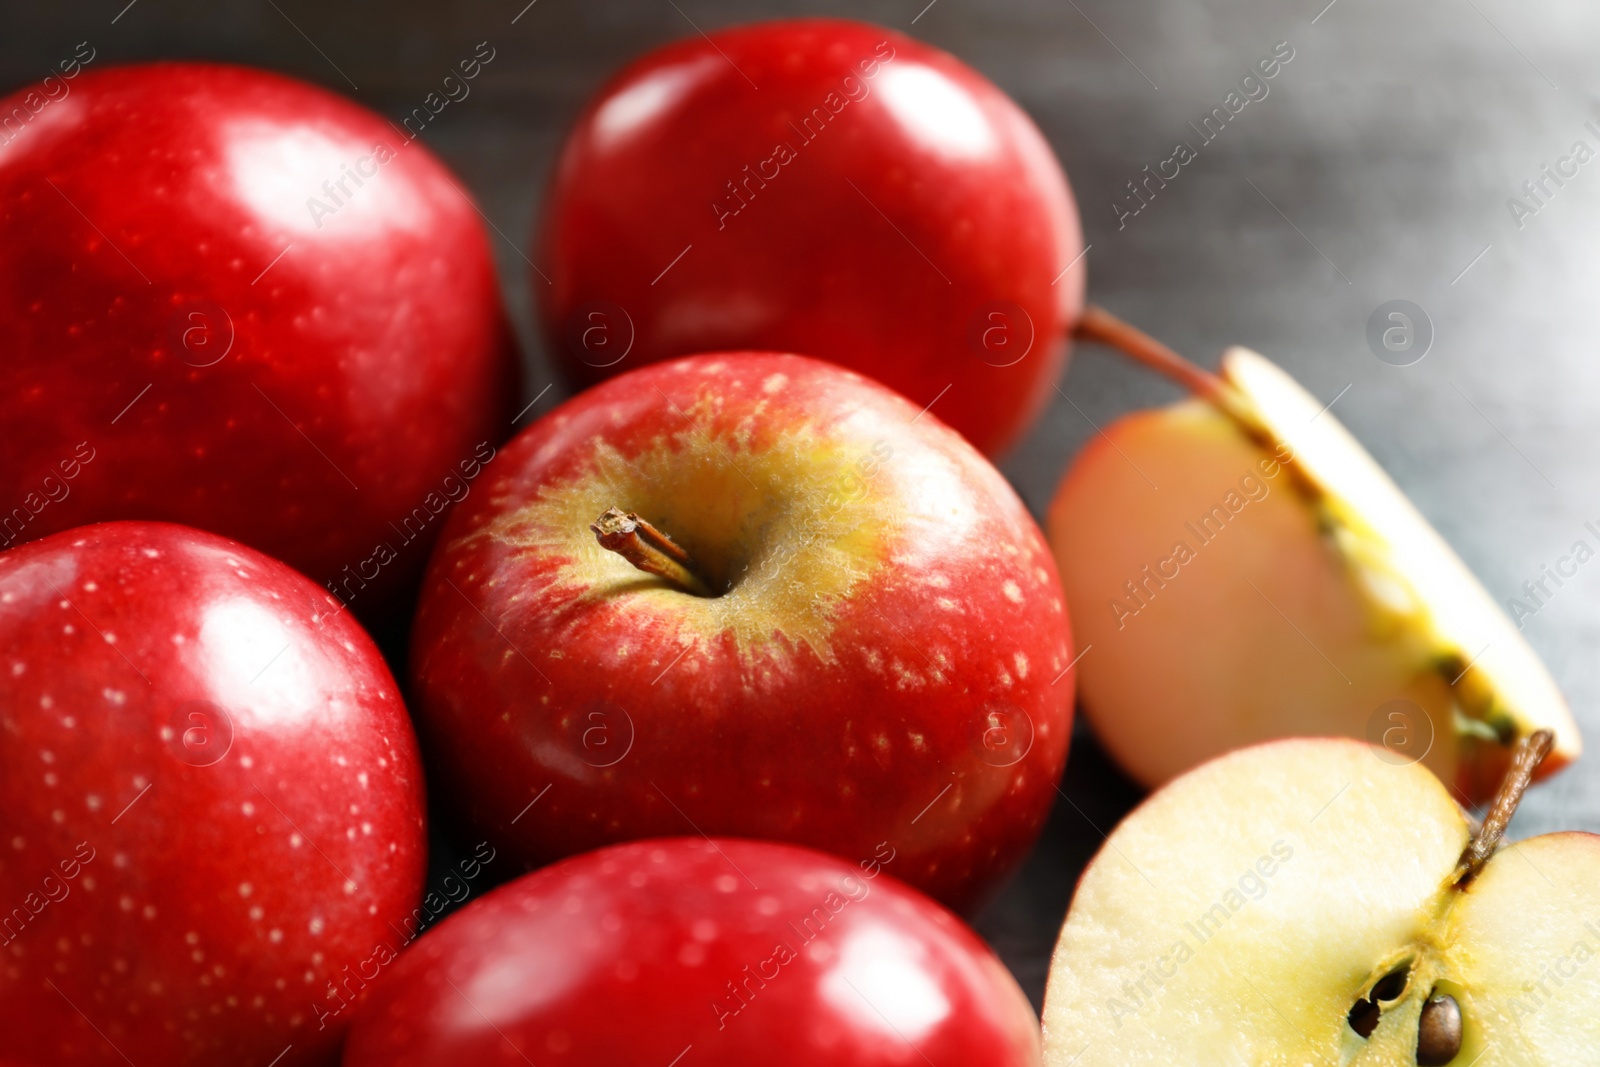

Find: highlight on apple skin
<box><xmin>342</xmin><ymin>837</ymin><xmax>1044</xmax><ymax>1067</ymax></box>
<box><xmin>408</xmin><ymin>352</ymin><xmax>1075</xmax><ymax>913</ymax></box>
<box><xmin>0</xmin><ymin>62</ymin><xmax>521</xmax><ymax>614</ymax></box>
<box><xmin>0</xmin><ymin>521</ymin><xmax>428</xmax><ymax>1066</ymax></box>
<box><xmin>1041</xmin><ymin>734</ymin><xmax>1600</xmax><ymax>1066</ymax></box>
<box><xmin>1048</xmin><ymin>338</ymin><xmax>1578</xmax><ymax>802</ymax></box>
<box><xmin>536</xmin><ymin>18</ymin><xmax>1084</xmax><ymax>457</ymax></box>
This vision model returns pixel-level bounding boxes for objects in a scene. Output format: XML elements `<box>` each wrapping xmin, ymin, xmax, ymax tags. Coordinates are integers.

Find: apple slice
<box><xmin>1042</xmin><ymin>731</ymin><xmax>1600</xmax><ymax>1065</ymax></box>
<box><xmin>1443</xmin><ymin>832</ymin><xmax>1600</xmax><ymax>1060</ymax></box>
<box><xmin>1049</xmin><ymin>308</ymin><xmax>1578</xmax><ymax>802</ymax></box>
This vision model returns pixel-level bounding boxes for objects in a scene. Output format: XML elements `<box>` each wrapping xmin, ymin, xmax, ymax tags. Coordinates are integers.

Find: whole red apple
<box><xmin>537</xmin><ymin>18</ymin><xmax>1083</xmax><ymax>456</ymax></box>
<box><xmin>409</xmin><ymin>353</ymin><xmax>1073</xmax><ymax>912</ymax></box>
<box><xmin>343</xmin><ymin>837</ymin><xmax>1042</xmax><ymax>1066</ymax></box>
<box><xmin>0</xmin><ymin>522</ymin><xmax>427</xmax><ymax>1066</ymax></box>
<box><xmin>0</xmin><ymin>62</ymin><xmax>519</xmax><ymax>614</ymax></box>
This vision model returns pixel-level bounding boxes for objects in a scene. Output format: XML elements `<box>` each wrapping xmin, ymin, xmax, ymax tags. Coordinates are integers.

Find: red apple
<box><xmin>343</xmin><ymin>837</ymin><xmax>1042</xmax><ymax>1066</ymax></box>
<box><xmin>0</xmin><ymin>62</ymin><xmax>519</xmax><ymax>613</ymax></box>
<box><xmin>0</xmin><ymin>522</ymin><xmax>427</xmax><ymax>1066</ymax></box>
<box><xmin>409</xmin><ymin>352</ymin><xmax>1074</xmax><ymax>912</ymax></box>
<box><xmin>537</xmin><ymin>18</ymin><xmax>1083</xmax><ymax>456</ymax></box>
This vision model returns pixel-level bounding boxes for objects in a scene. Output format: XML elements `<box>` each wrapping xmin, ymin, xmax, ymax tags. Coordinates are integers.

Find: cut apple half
<box><xmin>1051</xmin><ymin>308</ymin><xmax>1579</xmax><ymax>802</ymax></box>
<box><xmin>1042</xmin><ymin>732</ymin><xmax>1600</xmax><ymax>1066</ymax></box>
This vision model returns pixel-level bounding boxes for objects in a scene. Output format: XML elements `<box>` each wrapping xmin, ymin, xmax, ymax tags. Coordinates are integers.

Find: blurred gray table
<box><xmin>7</xmin><ymin>0</ymin><xmax>1599</xmax><ymax>1010</ymax></box>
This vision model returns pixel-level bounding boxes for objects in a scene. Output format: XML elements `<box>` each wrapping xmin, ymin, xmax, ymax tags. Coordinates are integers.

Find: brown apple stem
<box><xmin>1073</xmin><ymin>304</ymin><xmax>1230</xmax><ymax>401</ymax></box>
<box><xmin>1453</xmin><ymin>728</ymin><xmax>1554</xmax><ymax>887</ymax></box>
<box><xmin>590</xmin><ymin>508</ymin><xmax>714</xmax><ymax>597</ymax></box>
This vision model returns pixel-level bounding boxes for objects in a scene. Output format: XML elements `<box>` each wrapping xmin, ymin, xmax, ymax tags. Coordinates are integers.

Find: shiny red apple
<box><xmin>343</xmin><ymin>837</ymin><xmax>1042</xmax><ymax>1066</ymax></box>
<box><xmin>0</xmin><ymin>522</ymin><xmax>427</xmax><ymax>1066</ymax></box>
<box><xmin>409</xmin><ymin>353</ymin><xmax>1074</xmax><ymax>912</ymax></box>
<box><xmin>0</xmin><ymin>62</ymin><xmax>519</xmax><ymax>614</ymax></box>
<box><xmin>537</xmin><ymin>18</ymin><xmax>1083</xmax><ymax>456</ymax></box>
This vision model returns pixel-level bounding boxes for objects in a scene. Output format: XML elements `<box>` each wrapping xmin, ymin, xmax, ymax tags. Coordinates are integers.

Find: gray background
<box><xmin>7</xmin><ymin>0</ymin><xmax>1599</xmax><ymax>1009</ymax></box>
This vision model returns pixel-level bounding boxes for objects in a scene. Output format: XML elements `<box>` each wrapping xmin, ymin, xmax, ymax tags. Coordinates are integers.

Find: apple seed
<box><xmin>1416</xmin><ymin>992</ymin><xmax>1462</xmax><ymax>1066</ymax></box>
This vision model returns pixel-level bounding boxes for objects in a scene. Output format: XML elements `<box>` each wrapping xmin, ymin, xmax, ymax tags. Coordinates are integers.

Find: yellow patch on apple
<box><xmin>470</xmin><ymin>414</ymin><xmax>899</xmax><ymax>665</ymax></box>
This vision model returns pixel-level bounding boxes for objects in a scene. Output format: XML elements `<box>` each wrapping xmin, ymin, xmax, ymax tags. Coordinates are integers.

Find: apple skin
<box><xmin>409</xmin><ymin>353</ymin><xmax>1074</xmax><ymax>912</ymax></box>
<box><xmin>0</xmin><ymin>62</ymin><xmax>519</xmax><ymax>613</ymax></box>
<box><xmin>342</xmin><ymin>837</ymin><xmax>1043</xmax><ymax>1066</ymax></box>
<box><xmin>537</xmin><ymin>18</ymin><xmax>1083</xmax><ymax>457</ymax></box>
<box><xmin>0</xmin><ymin>522</ymin><xmax>428</xmax><ymax>1066</ymax></box>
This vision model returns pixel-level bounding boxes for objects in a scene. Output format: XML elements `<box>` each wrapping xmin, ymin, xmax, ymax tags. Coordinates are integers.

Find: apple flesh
<box><xmin>409</xmin><ymin>352</ymin><xmax>1074</xmax><ymax>912</ymax></box>
<box><xmin>1041</xmin><ymin>734</ymin><xmax>1600</xmax><ymax>1065</ymax></box>
<box><xmin>0</xmin><ymin>63</ymin><xmax>520</xmax><ymax>613</ymax></box>
<box><xmin>1049</xmin><ymin>341</ymin><xmax>1578</xmax><ymax>801</ymax></box>
<box><xmin>0</xmin><ymin>522</ymin><xmax>427</xmax><ymax>1066</ymax></box>
<box><xmin>342</xmin><ymin>837</ymin><xmax>1043</xmax><ymax>1066</ymax></box>
<box><xmin>537</xmin><ymin>18</ymin><xmax>1084</xmax><ymax>456</ymax></box>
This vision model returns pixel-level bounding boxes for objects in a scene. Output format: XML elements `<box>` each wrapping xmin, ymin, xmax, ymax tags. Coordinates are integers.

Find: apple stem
<box><xmin>590</xmin><ymin>508</ymin><xmax>714</xmax><ymax>597</ymax></box>
<box><xmin>1073</xmin><ymin>305</ymin><xmax>1230</xmax><ymax>401</ymax></box>
<box><xmin>1454</xmin><ymin>728</ymin><xmax>1555</xmax><ymax>887</ymax></box>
